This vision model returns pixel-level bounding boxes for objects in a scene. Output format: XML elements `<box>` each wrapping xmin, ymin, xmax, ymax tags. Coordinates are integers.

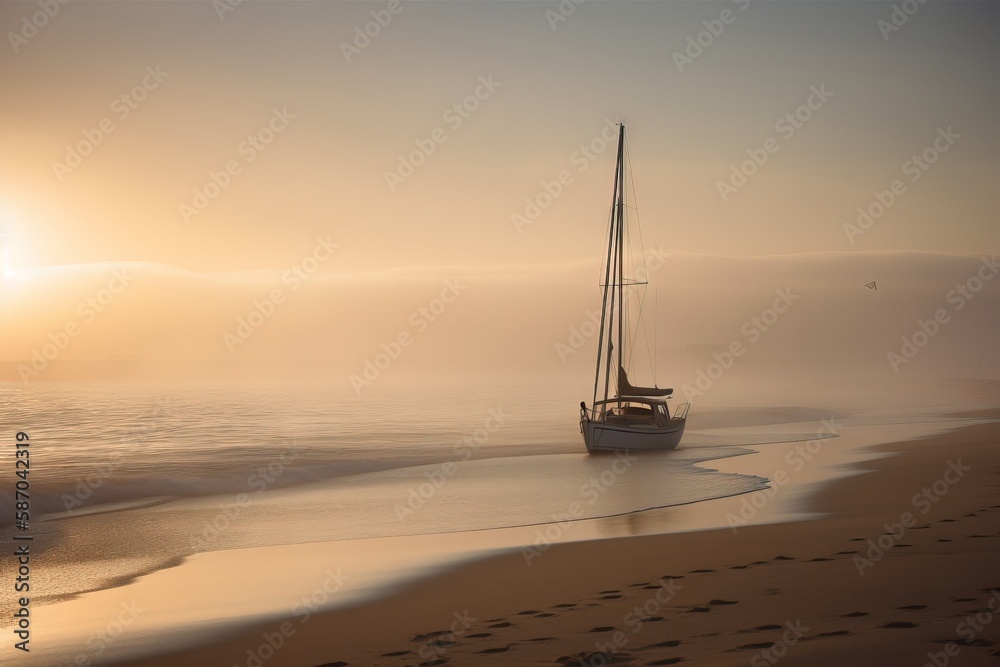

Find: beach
<box><xmin>4</xmin><ymin>1</ymin><xmax>999</xmax><ymax>664</ymax></box>
<box><xmin>93</xmin><ymin>410</ymin><xmax>1000</xmax><ymax>667</ymax></box>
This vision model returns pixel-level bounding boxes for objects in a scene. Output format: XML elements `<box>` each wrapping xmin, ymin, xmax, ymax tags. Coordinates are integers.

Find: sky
<box><xmin>0</xmin><ymin>0</ymin><xmax>997</xmax><ymax>384</ymax></box>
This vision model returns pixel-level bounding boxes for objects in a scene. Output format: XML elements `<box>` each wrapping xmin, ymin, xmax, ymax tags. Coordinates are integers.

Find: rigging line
<box><xmin>622</xmin><ymin>127</ymin><xmax>645</xmax><ymax>381</ymax></box>
<box><xmin>623</xmin><ymin>126</ymin><xmax>657</xmax><ymax>389</ymax></box>
<box><xmin>632</xmin><ymin>284</ymin><xmax>656</xmax><ymax>388</ymax></box>
<box><xmin>635</xmin><ymin>286</ymin><xmax>655</xmax><ymax>384</ymax></box>
<box><xmin>624</xmin><ymin>133</ymin><xmax>646</xmax><ymax>276</ymax></box>
<box><xmin>623</xmin><ymin>136</ymin><xmax>633</xmax><ymax>286</ymax></box>
<box><xmin>597</xmin><ymin>199</ymin><xmax>616</xmax><ymax>287</ymax></box>
<box><xmin>622</xmin><ymin>137</ymin><xmax>645</xmax><ymax>292</ymax></box>
<box><xmin>628</xmin><ymin>286</ymin><xmax>644</xmax><ymax>372</ymax></box>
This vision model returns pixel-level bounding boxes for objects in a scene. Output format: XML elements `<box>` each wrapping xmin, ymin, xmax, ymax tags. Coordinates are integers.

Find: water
<box><xmin>0</xmin><ymin>381</ymin><xmax>826</xmax><ymax>616</ymax></box>
<box><xmin>7</xmin><ymin>380</ymin><xmax>989</xmax><ymax>666</ymax></box>
<box><xmin>0</xmin><ymin>381</ymin><xmax>787</xmax><ymax>524</ymax></box>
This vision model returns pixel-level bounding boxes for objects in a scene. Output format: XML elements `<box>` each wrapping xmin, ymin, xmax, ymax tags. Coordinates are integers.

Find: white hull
<box><xmin>581</xmin><ymin>418</ymin><xmax>686</xmax><ymax>453</ymax></box>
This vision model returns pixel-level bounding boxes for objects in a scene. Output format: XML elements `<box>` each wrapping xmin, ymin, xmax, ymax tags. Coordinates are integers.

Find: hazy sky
<box><xmin>0</xmin><ymin>1</ymin><xmax>997</xmax><ymax>381</ymax></box>
<box><xmin>2</xmin><ymin>1</ymin><xmax>997</xmax><ymax>273</ymax></box>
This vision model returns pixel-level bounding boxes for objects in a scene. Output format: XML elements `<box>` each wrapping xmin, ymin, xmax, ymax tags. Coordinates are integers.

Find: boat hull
<box><xmin>581</xmin><ymin>418</ymin><xmax>686</xmax><ymax>453</ymax></box>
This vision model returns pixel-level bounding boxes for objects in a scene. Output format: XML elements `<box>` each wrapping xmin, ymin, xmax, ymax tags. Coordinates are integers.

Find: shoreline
<box><xmin>8</xmin><ymin>430</ymin><xmax>784</xmax><ymax>628</ymax></box>
<box><xmin>106</xmin><ymin>415</ymin><xmax>1000</xmax><ymax>666</ymax></box>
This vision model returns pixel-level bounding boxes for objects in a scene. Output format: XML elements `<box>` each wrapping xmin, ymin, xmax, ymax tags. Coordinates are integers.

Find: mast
<box><xmin>616</xmin><ymin>125</ymin><xmax>626</xmax><ymax>408</ymax></box>
<box><xmin>592</xmin><ymin>124</ymin><xmax>626</xmax><ymax>411</ymax></box>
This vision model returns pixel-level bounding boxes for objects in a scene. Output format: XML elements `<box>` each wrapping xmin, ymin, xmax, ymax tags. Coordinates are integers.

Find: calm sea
<box><xmin>0</xmin><ymin>380</ymin><xmax>806</xmax><ymax>612</ymax></box>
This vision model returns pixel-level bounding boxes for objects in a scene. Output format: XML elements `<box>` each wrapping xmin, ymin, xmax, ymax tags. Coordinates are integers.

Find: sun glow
<box><xmin>0</xmin><ymin>220</ymin><xmax>29</xmax><ymax>283</ymax></box>
<box><xmin>0</xmin><ymin>228</ymin><xmax>11</xmax><ymax>280</ymax></box>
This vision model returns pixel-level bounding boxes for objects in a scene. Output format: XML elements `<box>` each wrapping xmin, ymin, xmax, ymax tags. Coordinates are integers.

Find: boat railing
<box><xmin>672</xmin><ymin>402</ymin><xmax>690</xmax><ymax>421</ymax></box>
<box><xmin>580</xmin><ymin>405</ymin><xmax>616</xmax><ymax>423</ymax></box>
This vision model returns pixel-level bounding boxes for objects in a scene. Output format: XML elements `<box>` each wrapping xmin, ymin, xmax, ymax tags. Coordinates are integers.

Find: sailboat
<box><xmin>580</xmin><ymin>124</ymin><xmax>689</xmax><ymax>453</ymax></box>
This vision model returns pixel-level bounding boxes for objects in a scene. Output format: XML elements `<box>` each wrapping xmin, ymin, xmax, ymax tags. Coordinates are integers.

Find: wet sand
<box><xmin>116</xmin><ymin>417</ymin><xmax>1000</xmax><ymax>667</ymax></box>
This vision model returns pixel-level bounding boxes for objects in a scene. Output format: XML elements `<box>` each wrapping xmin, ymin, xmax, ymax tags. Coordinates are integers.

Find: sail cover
<box><xmin>618</xmin><ymin>365</ymin><xmax>672</xmax><ymax>397</ymax></box>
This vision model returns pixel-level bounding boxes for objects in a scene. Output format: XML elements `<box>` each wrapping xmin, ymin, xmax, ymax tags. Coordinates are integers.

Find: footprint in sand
<box><xmin>836</xmin><ymin>551</ymin><xmax>857</xmax><ymax>555</ymax></box>
<box><xmin>660</xmin><ymin>575</ymin><xmax>685</xmax><ymax>580</ymax></box>
<box><xmin>535</xmin><ymin>613</ymin><xmax>557</xmax><ymax>618</ymax></box>
<box><xmin>467</xmin><ymin>633</ymin><xmax>493</xmax><ymax>638</ymax></box>
<box><xmin>528</xmin><ymin>637</ymin><xmax>555</xmax><ymax>642</ymax></box>
<box><xmin>553</xmin><ymin>603</ymin><xmax>576</xmax><ymax>608</ymax></box>
<box><xmin>641</xmin><ymin>640</ymin><xmax>682</xmax><ymax>649</ymax></box>
<box><xmin>629</xmin><ymin>582</ymin><xmax>650</xmax><ymax>587</ymax></box>
<box><xmin>739</xmin><ymin>642</ymin><xmax>775</xmax><ymax>649</ymax></box>
<box><xmin>842</xmin><ymin>612</ymin><xmax>869</xmax><ymax>618</ymax></box>
<box><xmin>897</xmin><ymin>605</ymin><xmax>928</xmax><ymax>610</ymax></box>
<box><xmin>939</xmin><ymin>519</ymin><xmax>957</xmax><ymax>523</ymax></box>
<box><xmin>488</xmin><ymin>622</ymin><xmax>514</xmax><ymax>628</ymax></box>
<box><xmin>730</xmin><ymin>565</ymin><xmax>749</xmax><ymax>570</ymax></box>
<box><xmin>710</xmin><ymin>599</ymin><xmax>739</xmax><ymax>605</ymax></box>
<box><xmin>688</xmin><ymin>607</ymin><xmax>711</xmax><ymax>613</ymax></box>
<box><xmin>599</xmin><ymin>595</ymin><xmax>623</xmax><ymax>600</ymax></box>
<box><xmin>815</xmin><ymin>630</ymin><xmax>850</xmax><ymax>637</ymax></box>
<box><xmin>895</xmin><ymin>544</ymin><xmax>913</xmax><ymax>548</ymax></box>
<box><xmin>641</xmin><ymin>616</ymin><xmax>664</xmax><ymax>623</ymax></box>
<box><xmin>773</xmin><ymin>555</ymin><xmax>795</xmax><ymax>561</ymax></box>
<box><xmin>477</xmin><ymin>645</ymin><xmax>510</xmax><ymax>654</ymax></box>
<box><xmin>644</xmin><ymin>584</ymin><xmax>664</xmax><ymax>589</ymax></box>
<box><xmin>750</xmin><ymin>560</ymin><xmax>768</xmax><ymax>565</ymax></box>
<box><xmin>411</xmin><ymin>631</ymin><xmax>451</xmax><ymax>642</ymax></box>
<box><xmin>849</xmin><ymin>538</ymin><xmax>866</xmax><ymax>542</ymax></box>
<box><xmin>748</xmin><ymin>624</ymin><xmax>783</xmax><ymax>631</ymax></box>
<box><xmin>953</xmin><ymin>598</ymin><xmax>976</xmax><ymax>602</ymax></box>
<box><xmin>689</xmin><ymin>568</ymin><xmax>716</xmax><ymax>573</ymax></box>
<box><xmin>555</xmin><ymin>651</ymin><xmax>624</xmax><ymax>664</ymax></box>
<box><xmin>418</xmin><ymin>660</ymin><xmax>447</xmax><ymax>666</ymax></box>
<box><xmin>936</xmin><ymin>539</ymin><xmax>952</xmax><ymax>543</ymax></box>
<box><xmin>427</xmin><ymin>637</ymin><xmax>456</xmax><ymax>648</ymax></box>
<box><xmin>588</xmin><ymin>626</ymin><xmax>616</xmax><ymax>633</ymax></box>
<box><xmin>647</xmin><ymin>658</ymin><xmax>684</xmax><ymax>665</ymax></box>
<box><xmin>881</xmin><ymin>621</ymin><xmax>919</xmax><ymax>628</ymax></box>
<box><xmin>599</xmin><ymin>589</ymin><xmax>620</xmax><ymax>594</ymax></box>
<box><xmin>381</xmin><ymin>650</ymin><xmax>411</xmax><ymax>656</ymax></box>
<box><xmin>517</xmin><ymin>610</ymin><xmax>542</xmax><ymax>615</ymax></box>
<box><xmin>809</xmin><ymin>558</ymin><xmax>833</xmax><ymax>562</ymax></box>
<box><xmin>963</xmin><ymin>513</ymin><xmax>978</xmax><ymax>517</ymax></box>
